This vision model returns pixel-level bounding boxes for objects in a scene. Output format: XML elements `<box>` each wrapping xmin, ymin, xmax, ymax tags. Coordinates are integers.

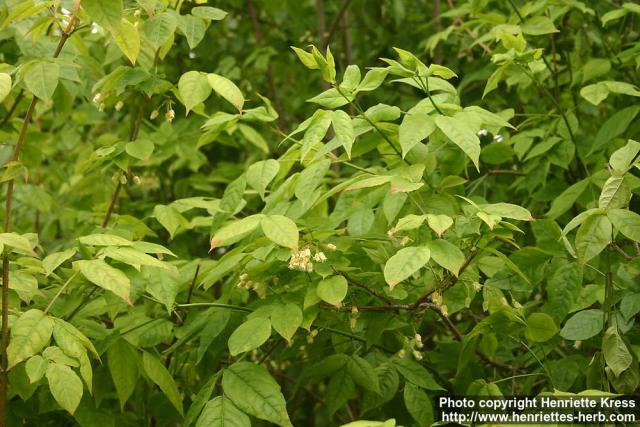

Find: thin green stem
<box><xmin>44</xmin><ymin>271</ymin><xmax>79</xmax><ymax>314</ymax></box>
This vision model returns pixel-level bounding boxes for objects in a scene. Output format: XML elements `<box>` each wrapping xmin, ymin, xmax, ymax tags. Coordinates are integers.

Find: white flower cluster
<box><xmin>288</xmin><ymin>248</ymin><xmax>327</xmax><ymax>272</ymax></box>
<box><xmin>431</xmin><ymin>291</ymin><xmax>448</xmax><ymax>317</ymax></box>
<box><xmin>92</xmin><ymin>92</ymin><xmax>105</xmax><ymax>112</ymax></box>
<box><xmin>236</xmin><ymin>273</ymin><xmax>265</xmax><ymax>297</ymax></box>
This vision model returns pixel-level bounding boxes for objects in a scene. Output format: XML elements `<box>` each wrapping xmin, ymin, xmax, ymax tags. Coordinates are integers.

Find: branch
<box><xmin>322</xmin><ymin>0</ymin><xmax>352</xmax><ymax>49</ymax></box>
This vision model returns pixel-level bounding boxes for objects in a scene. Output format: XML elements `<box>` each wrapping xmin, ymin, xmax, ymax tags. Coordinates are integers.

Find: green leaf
<box><xmin>228</xmin><ymin>318</ymin><xmax>271</xmax><ymax>356</ymax></box>
<box><xmin>107</xmin><ymin>339</ymin><xmax>139</xmax><ymax>410</ymax></box>
<box><xmin>42</xmin><ymin>248</ymin><xmax>77</xmax><ymax>276</ymax></box>
<box><xmin>142</xmin><ymin>352</ymin><xmax>183</xmax><ymax>415</ymax></box>
<box><xmin>480</xmin><ymin>202</ymin><xmax>533</xmax><ymax>221</ymax></box>
<box><xmin>525</xmin><ymin>313</ymin><xmax>558</xmax><ymax>342</ymax></box>
<box><xmin>521</xmin><ymin>16</ymin><xmax>559</xmax><ymax>35</ymax></box>
<box><xmin>222</xmin><ymin>362</ymin><xmax>292</xmax><ymax>427</ymax></box>
<box><xmin>271</xmin><ymin>303</ymin><xmax>303</xmax><ymax>342</ymax></box>
<box><xmin>347</xmin><ymin>356</ymin><xmax>380</xmax><ymax>393</ymax></box>
<box><xmin>82</xmin><ymin>0</ymin><xmax>122</xmax><ymax>29</ymax></box>
<box><xmin>153</xmin><ymin>205</ymin><xmax>188</xmax><ymax>239</ymax></box>
<box><xmin>192</xmin><ymin>7</ymin><xmax>227</xmax><ymax>21</ymax></box>
<box><xmin>345</xmin><ymin>175</ymin><xmax>392</xmax><ymax>191</ymax></box>
<box><xmin>435</xmin><ymin>115</ymin><xmax>481</xmax><ymax>171</ymax></box>
<box><xmin>427</xmin><ymin>239</ymin><xmax>465</xmax><ymax>276</ymax></box>
<box><xmin>404</xmin><ymin>383</ymin><xmax>434</xmax><ymax>427</ymax></box>
<box><xmin>207</xmin><ymin>73</ymin><xmax>244</xmax><ymax>111</ymax></box>
<box><xmin>393</xmin><ymin>214</ymin><xmax>427</xmax><ymax>232</ymax></box>
<box><xmin>238</xmin><ymin>124</ymin><xmax>269</xmax><ymax>153</ymax></box>
<box><xmin>75</xmin><ymin>259</ymin><xmax>131</xmax><ymax>304</ymax></box>
<box><xmin>143</xmin><ymin>12</ymin><xmax>177</xmax><ymax>50</ymax></box>
<box><xmin>0</xmin><ymin>232</ymin><xmax>36</xmax><ymax>255</ymax></box>
<box><xmin>102</xmin><ymin>246</ymin><xmax>169</xmax><ymax>270</ymax></box>
<box><xmin>179</xmin><ymin>71</ymin><xmax>211</xmax><ymax>113</ymax></box>
<box><xmin>210</xmin><ymin>214</ymin><xmax>264</xmax><ymax>248</ymax></box>
<box><xmin>598</xmin><ymin>175</ymin><xmax>630</xmax><ymax>209</ymax></box>
<box><xmin>603</xmin><ymin>326</ymin><xmax>632</xmax><ymax>377</ymax></box>
<box><xmin>301</xmin><ymin>110</ymin><xmax>332</xmax><ymax>160</ymax></box>
<box><xmin>317</xmin><ymin>275</ymin><xmax>348</xmax><ymax>307</ymax></box>
<box><xmin>610</xmin><ymin>139</ymin><xmax>640</xmax><ymax>171</ymax></box>
<box><xmin>0</xmin><ymin>73</ymin><xmax>11</xmax><ymax>103</ymax></box>
<box><xmin>608</xmin><ymin>209</ymin><xmax>640</xmax><ymax>242</ymax></box>
<box><xmin>399</xmin><ymin>111</ymin><xmax>435</xmax><ymax>157</ymax></box>
<box><xmin>590</xmin><ymin>107</ymin><xmax>640</xmax><ymax>156</ymax></box>
<box><xmin>246</xmin><ymin>159</ymin><xmax>280</xmax><ymax>198</ymax></box>
<box><xmin>291</xmin><ymin>46</ymin><xmax>319</xmax><ymax>69</ymax></box>
<box><xmin>7</xmin><ymin>309</ymin><xmax>54</xmax><ymax>369</ymax></box>
<box><xmin>341</xmin><ymin>64</ymin><xmax>361</xmax><ymax>91</ymax></box>
<box><xmin>46</xmin><ymin>363</ymin><xmax>83</xmax><ymax>414</ymax></box>
<box><xmin>294</xmin><ymin>159</ymin><xmax>331</xmax><ymax>205</ymax></box>
<box><xmin>546</xmin><ymin>178</ymin><xmax>590</xmax><ymax>219</ymax></box>
<box><xmin>384</xmin><ymin>246</ymin><xmax>431</xmax><ymax>288</ymax></box>
<box><xmin>178</xmin><ymin>15</ymin><xmax>207</xmax><ymax>49</ymax></box>
<box><xmin>196</xmin><ymin>396</ymin><xmax>250</xmax><ymax>427</ymax></box>
<box><xmin>308</xmin><ymin>88</ymin><xmax>350</xmax><ymax>108</ymax></box>
<box><xmin>261</xmin><ymin>215</ymin><xmax>298</xmax><ymax>249</ymax></box>
<box><xmin>393</xmin><ymin>358</ymin><xmax>443</xmax><ymax>390</ymax></box>
<box><xmin>78</xmin><ymin>234</ymin><xmax>132</xmax><ymax>246</ymax></box>
<box><xmin>425</xmin><ymin>214</ymin><xmax>453</xmax><ymax>237</ymax></box>
<box><xmin>112</xmin><ymin>19</ymin><xmax>140</xmax><ymax>65</ymax></box>
<box><xmin>357</xmin><ymin>68</ymin><xmax>388</xmax><ymax>92</ymax></box>
<box><xmin>125</xmin><ymin>139</ymin><xmax>154</xmax><ymax>160</ymax></box>
<box><xmin>575</xmin><ymin>214</ymin><xmax>611</xmax><ymax>264</ymax></box>
<box><xmin>560</xmin><ymin>309</ymin><xmax>604</xmax><ymax>340</ymax></box>
<box><xmin>25</xmin><ymin>355</ymin><xmax>47</xmax><ymax>384</ymax></box>
<box><xmin>24</xmin><ymin>60</ymin><xmax>59</xmax><ymax>101</ymax></box>
<box><xmin>331</xmin><ymin>110</ymin><xmax>355</xmax><ymax>158</ymax></box>
<box><xmin>601</xmin><ymin>8</ymin><xmax>629</xmax><ymax>25</ymax></box>
<box><xmin>184</xmin><ymin>374</ymin><xmax>219</xmax><ymax>427</ymax></box>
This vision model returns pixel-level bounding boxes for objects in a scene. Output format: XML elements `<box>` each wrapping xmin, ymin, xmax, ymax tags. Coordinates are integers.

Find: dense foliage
<box><xmin>0</xmin><ymin>0</ymin><xmax>639</xmax><ymax>426</ymax></box>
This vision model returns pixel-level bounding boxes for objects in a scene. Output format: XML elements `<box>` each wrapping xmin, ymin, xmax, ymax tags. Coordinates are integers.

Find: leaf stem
<box><xmin>44</xmin><ymin>271</ymin><xmax>80</xmax><ymax>314</ymax></box>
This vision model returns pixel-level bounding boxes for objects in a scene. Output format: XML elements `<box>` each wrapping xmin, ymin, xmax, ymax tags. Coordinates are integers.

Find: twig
<box><xmin>322</xmin><ymin>0</ymin><xmax>352</xmax><ymax>49</ymax></box>
<box><xmin>332</xmin><ymin>267</ymin><xmax>393</xmax><ymax>305</ymax></box>
<box><xmin>611</xmin><ymin>242</ymin><xmax>633</xmax><ymax>260</ymax></box>
<box><xmin>1</xmin><ymin>13</ymin><xmax>77</xmax><ymax>423</ymax></box>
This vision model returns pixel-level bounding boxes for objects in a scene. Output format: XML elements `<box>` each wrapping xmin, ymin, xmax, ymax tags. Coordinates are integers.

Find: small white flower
<box><xmin>398</xmin><ymin>349</ymin><xmax>406</xmax><ymax>359</ymax></box>
<box><xmin>313</xmin><ymin>251</ymin><xmax>327</xmax><ymax>262</ymax></box>
<box><xmin>150</xmin><ymin>110</ymin><xmax>159</xmax><ymax>120</ymax></box>
<box><xmin>92</xmin><ymin>92</ymin><xmax>103</xmax><ymax>105</ymax></box>
<box><xmin>326</xmin><ymin>243</ymin><xmax>337</xmax><ymax>251</ymax></box>
<box><xmin>115</xmin><ymin>100</ymin><xmax>124</xmax><ymax>111</ymax></box>
<box><xmin>412</xmin><ymin>350</ymin><xmax>423</xmax><ymax>360</ymax></box>
<box><xmin>494</xmin><ymin>134</ymin><xmax>504</xmax><ymax>143</ymax></box>
<box><xmin>477</xmin><ymin>129</ymin><xmax>489</xmax><ymax>136</ymax></box>
<box><xmin>165</xmin><ymin>109</ymin><xmax>175</xmax><ymax>122</ymax></box>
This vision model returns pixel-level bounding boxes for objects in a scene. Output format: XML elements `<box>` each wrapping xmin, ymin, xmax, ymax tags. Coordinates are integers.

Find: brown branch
<box><xmin>246</xmin><ymin>0</ymin><xmax>283</xmax><ymax>118</ymax></box>
<box><xmin>332</xmin><ymin>267</ymin><xmax>394</xmax><ymax>305</ymax></box>
<box><xmin>102</xmin><ymin>96</ymin><xmax>147</xmax><ymax>228</ymax></box>
<box><xmin>611</xmin><ymin>242</ymin><xmax>633</xmax><ymax>260</ymax></box>
<box><xmin>1</xmin><ymin>13</ymin><xmax>77</xmax><ymax>423</ymax></box>
<box><xmin>322</xmin><ymin>0</ymin><xmax>352</xmax><ymax>49</ymax></box>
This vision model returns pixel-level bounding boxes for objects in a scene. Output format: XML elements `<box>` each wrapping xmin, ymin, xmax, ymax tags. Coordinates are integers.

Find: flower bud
<box><xmin>150</xmin><ymin>110</ymin><xmax>159</xmax><ymax>120</ymax></box>
<box><xmin>165</xmin><ymin>109</ymin><xmax>175</xmax><ymax>122</ymax></box>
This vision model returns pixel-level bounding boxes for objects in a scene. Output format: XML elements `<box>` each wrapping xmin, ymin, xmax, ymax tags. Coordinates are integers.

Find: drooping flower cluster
<box><xmin>288</xmin><ymin>247</ymin><xmax>328</xmax><ymax>272</ymax></box>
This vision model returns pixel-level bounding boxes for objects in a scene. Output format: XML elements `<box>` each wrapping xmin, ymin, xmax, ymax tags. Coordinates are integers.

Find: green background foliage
<box><xmin>0</xmin><ymin>0</ymin><xmax>639</xmax><ymax>425</ymax></box>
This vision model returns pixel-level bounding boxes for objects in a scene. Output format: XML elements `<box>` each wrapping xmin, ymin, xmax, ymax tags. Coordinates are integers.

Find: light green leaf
<box><xmin>24</xmin><ymin>60</ymin><xmax>59</xmax><ymax>101</ymax></box>
<box><xmin>399</xmin><ymin>111</ymin><xmax>435</xmax><ymax>157</ymax></box>
<box><xmin>598</xmin><ymin>175</ymin><xmax>630</xmax><ymax>209</ymax></box>
<box><xmin>179</xmin><ymin>71</ymin><xmax>211</xmax><ymax>113</ymax></box>
<box><xmin>192</xmin><ymin>7</ymin><xmax>227</xmax><ymax>21</ymax></box>
<box><xmin>246</xmin><ymin>159</ymin><xmax>280</xmax><ymax>198</ymax></box>
<box><xmin>575</xmin><ymin>215</ymin><xmax>611</xmax><ymax>264</ymax></box>
<box><xmin>316</xmin><ymin>275</ymin><xmax>348</xmax><ymax>307</ymax></box>
<box><xmin>228</xmin><ymin>318</ymin><xmax>271</xmax><ymax>356</ymax></box>
<box><xmin>261</xmin><ymin>215</ymin><xmax>298</xmax><ymax>249</ymax></box>
<box><xmin>238</xmin><ymin>124</ymin><xmax>269</xmax><ymax>153</ymax></box>
<box><xmin>347</xmin><ymin>356</ymin><xmax>380</xmax><ymax>393</ymax></box>
<box><xmin>356</xmin><ymin>68</ymin><xmax>388</xmax><ymax>92</ymax></box>
<box><xmin>108</xmin><ymin>339</ymin><xmax>139</xmax><ymax>410</ymax></box>
<box><xmin>143</xmin><ymin>12</ymin><xmax>177</xmax><ymax>50</ymax></box>
<box><xmin>435</xmin><ymin>115</ymin><xmax>481</xmax><ymax>171</ymax></box>
<box><xmin>75</xmin><ymin>259</ymin><xmax>131</xmax><ymax>304</ymax></box>
<box><xmin>0</xmin><ymin>232</ymin><xmax>36</xmax><ymax>255</ymax></box>
<box><xmin>603</xmin><ymin>326</ymin><xmax>632</xmax><ymax>377</ymax></box>
<box><xmin>153</xmin><ymin>205</ymin><xmax>188</xmax><ymax>239</ymax></box>
<box><xmin>271</xmin><ymin>303</ymin><xmax>303</xmax><ymax>342</ymax></box>
<box><xmin>142</xmin><ymin>352</ymin><xmax>183</xmax><ymax>415</ymax></box>
<box><xmin>546</xmin><ymin>178</ymin><xmax>590</xmax><ymax>219</ymax></box>
<box><xmin>560</xmin><ymin>309</ymin><xmax>604</xmax><ymax>340</ymax></box>
<box><xmin>341</xmin><ymin>65</ymin><xmax>361</xmax><ymax>91</ymax></box>
<box><xmin>46</xmin><ymin>363</ymin><xmax>83</xmax><ymax>414</ymax></box>
<box><xmin>521</xmin><ymin>16</ymin><xmax>559</xmax><ymax>35</ymax></box>
<box><xmin>0</xmin><ymin>73</ymin><xmax>11</xmax><ymax>103</ymax></box>
<box><xmin>384</xmin><ymin>246</ymin><xmax>430</xmax><ymax>288</ymax></box>
<box><xmin>608</xmin><ymin>209</ymin><xmax>640</xmax><ymax>242</ymax></box>
<box><xmin>7</xmin><ymin>309</ymin><xmax>54</xmax><ymax>369</ymax></box>
<box><xmin>112</xmin><ymin>18</ymin><xmax>140</xmax><ymax>64</ymax></box>
<box><xmin>425</xmin><ymin>214</ymin><xmax>453</xmax><ymax>237</ymax></box>
<box><xmin>210</xmin><ymin>214</ymin><xmax>264</xmax><ymax>248</ymax></box>
<box><xmin>480</xmin><ymin>202</ymin><xmax>533</xmax><ymax>221</ymax></box>
<box><xmin>601</xmin><ymin>8</ymin><xmax>629</xmax><ymax>26</ymax></box>
<box><xmin>178</xmin><ymin>15</ymin><xmax>207</xmax><ymax>49</ymax></box>
<box><xmin>301</xmin><ymin>110</ymin><xmax>332</xmax><ymax>160</ymax></box>
<box><xmin>196</xmin><ymin>396</ymin><xmax>250</xmax><ymax>427</ymax></box>
<box><xmin>222</xmin><ymin>362</ymin><xmax>292</xmax><ymax>427</ymax></box>
<box><xmin>308</xmin><ymin>88</ymin><xmax>351</xmax><ymax>108</ymax></box>
<box><xmin>610</xmin><ymin>139</ymin><xmax>640</xmax><ymax>171</ymax></box>
<box><xmin>331</xmin><ymin>110</ymin><xmax>355</xmax><ymax>158</ymax></box>
<box><xmin>82</xmin><ymin>0</ymin><xmax>122</xmax><ymax>29</ymax></box>
<box><xmin>393</xmin><ymin>214</ymin><xmax>427</xmax><ymax>232</ymax></box>
<box><xmin>525</xmin><ymin>313</ymin><xmax>558</xmax><ymax>342</ymax></box>
<box><xmin>125</xmin><ymin>139</ymin><xmax>154</xmax><ymax>160</ymax></box>
<box><xmin>78</xmin><ymin>234</ymin><xmax>132</xmax><ymax>247</ymax></box>
<box><xmin>25</xmin><ymin>355</ymin><xmax>48</xmax><ymax>384</ymax></box>
<box><xmin>207</xmin><ymin>73</ymin><xmax>244</xmax><ymax>111</ymax></box>
<box><xmin>102</xmin><ymin>246</ymin><xmax>169</xmax><ymax>270</ymax></box>
<box><xmin>43</xmin><ymin>248</ymin><xmax>77</xmax><ymax>276</ymax></box>
<box><xmin>427</xmin><ymin>239</ymin><xmax>465</xmax><ymax>276</ymax></box>
<box><xmin>294</xmin><ymin>159</ymin><xmax>331</xmax><ymax>205</ymax></box>
<box><xmin>344</xmin><ymin>175</ymin><xmax>392</xmax><ymax>192</ymax></box>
